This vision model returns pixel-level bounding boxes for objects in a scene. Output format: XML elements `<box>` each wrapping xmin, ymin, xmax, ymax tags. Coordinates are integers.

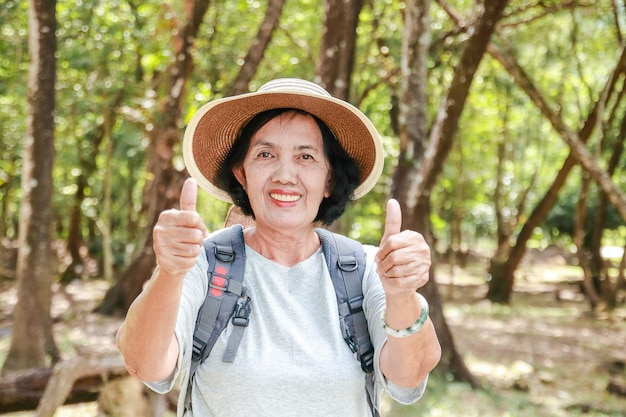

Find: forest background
<box><xmin>1</xmin><ymin>0</ymin><xmax>626</xmax><ymax>416</ymax></box>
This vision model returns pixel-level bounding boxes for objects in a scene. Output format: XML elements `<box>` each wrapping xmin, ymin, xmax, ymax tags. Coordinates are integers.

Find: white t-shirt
<box><xmin>147</xmin><ymin>236</ymin><xmax>426</xmax><ymax>416</ymax></box>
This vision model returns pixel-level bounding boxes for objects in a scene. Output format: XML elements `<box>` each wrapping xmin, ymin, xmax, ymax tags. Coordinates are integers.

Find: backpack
<box><xmin>185</xmin><ymin>224</ymin><xmax>379</xmax><ymax>416</ymax></box>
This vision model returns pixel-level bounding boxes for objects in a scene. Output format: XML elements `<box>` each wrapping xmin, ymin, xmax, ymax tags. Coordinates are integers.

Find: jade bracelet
<box><xmin>381</xmin><ymin>292</ymin><xmax>429</xmax><ymax>338</ymax></box>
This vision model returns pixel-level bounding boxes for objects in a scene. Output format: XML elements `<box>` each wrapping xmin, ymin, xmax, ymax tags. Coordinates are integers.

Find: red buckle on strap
<box><xmin>209</xmin><ymin>266</ymin><xmax>228</xmax><ymax>297</ymax></box>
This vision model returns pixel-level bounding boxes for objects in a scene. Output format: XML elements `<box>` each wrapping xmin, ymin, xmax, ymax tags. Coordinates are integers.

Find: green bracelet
<box><xmin>381</xmin><ymin>293</ymin><xmax>429</xmax><ymax>338</ymax></box>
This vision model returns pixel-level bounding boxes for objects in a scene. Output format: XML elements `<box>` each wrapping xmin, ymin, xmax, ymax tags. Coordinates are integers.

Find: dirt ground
<box><xmin>432</xmin><ymin>247</ymin><xmax>626</xmax><ymax>416</ymax></box>
<box><xmin>1</xmin><ymin>245</ymin><xmax>625</xmax><ymax>416</ymax></box>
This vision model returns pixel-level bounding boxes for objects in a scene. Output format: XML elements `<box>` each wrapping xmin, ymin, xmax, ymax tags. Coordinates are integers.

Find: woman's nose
<box><xmin>271</xmin><ymin>158</ymin><xmax>297</xmax><ymax>184</ymax></box>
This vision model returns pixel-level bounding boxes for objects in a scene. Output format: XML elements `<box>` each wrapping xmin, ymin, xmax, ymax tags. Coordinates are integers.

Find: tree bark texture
<box><xmin>393</xmin><ymin>0</ymin><xmax>430</xmax><ymax>213</ymax></box>
<box><xmin>313</xmin><ymin>0</ymin><xmax>363</xmax><ymax>235</ymax></box>
<box><xmin>314</xmin><ymin>0</ymin><xmax>364</xmax><ymax>100</ymax></box>
<box><xmin>392</xmin><ymin>0</ymin><xmax>480</xmax><ymax>387</ymax></box>
<box><xmin>97</xmin><ymin>0</ymin><xmax>211</xmax><ymax>315</ymax></box>
<box><xmin>2</xmin><ymin>0</ymin><xmax>58</xmax><ymax>373</ymax></box>
<box><xmin>392</xmin><ymin>0</ymin><xmax>507</xmax><ymax>387</ymax></box>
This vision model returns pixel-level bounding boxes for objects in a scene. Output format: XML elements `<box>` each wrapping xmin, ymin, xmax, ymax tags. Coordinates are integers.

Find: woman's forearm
<box><xmin>379</xmin><ymin>292</ymin><xmax>441</xmax><ymax>387</ymax></box>
<box><xmin>116</xmin><ymin>266</ymin><xmax>184</xmax><ymax>382</ymax></box>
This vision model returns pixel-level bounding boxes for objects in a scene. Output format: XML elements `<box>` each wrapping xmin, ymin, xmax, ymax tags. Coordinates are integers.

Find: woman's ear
<box><xmin>232</xmin><ymin>165</ymin><xmax>246</xmax><ymax>190</ymax></box>
<box><xmin>324</xmin><ymin>171</ymin><xmax>333</xmax><ymax>198</ymax></box>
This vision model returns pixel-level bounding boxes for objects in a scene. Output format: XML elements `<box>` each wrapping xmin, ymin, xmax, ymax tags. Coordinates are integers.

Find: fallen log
<box><xmin>0</xmin><ymin>353</ymin><xmax>128</xmax><ymax>414</ymax></box>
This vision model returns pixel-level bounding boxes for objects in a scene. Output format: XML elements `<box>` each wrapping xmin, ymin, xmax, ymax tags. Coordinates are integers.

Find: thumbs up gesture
<box><xmin>153</xmin><ymin>178</ymin><xmax>209</xmax><ymax>277</ymax></box>
<box><xmin>375</xmin><ymin>199</ymin><xmax>431</xmax><ymax>296</ymax></box>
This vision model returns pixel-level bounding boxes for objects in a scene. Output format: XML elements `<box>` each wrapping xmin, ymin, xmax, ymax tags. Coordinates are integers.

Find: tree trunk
<box><xmin>574</xmin><ymin>174</ymin><xmax>603</xmax><ymax>310</ymax></box>
<box><xmin>2</xmin><ymin>0</ymin><xmax>58</xmax><ymax>373</ymax></box>
<box><xmin>99</xmin><ymin>104</ymin><xmax>115</xmax><ymax>281</ymax></box>
<box><xmin>484</xmin><ymin>41</ymin><xmax>626</xmax><ymax>303</ymax></box>
<box><xmin>61</xmin><ymin>172</ymin><xmax>87</xmax><ymax>283</ymax></box>
<box><xmin>588</xmin><ymin>107</ymin><xmax>626</xmax><ymax>307</ymax></box>
<box><xmin>416</xmin><ymin>0</ymin><xmax>510</xmax><ymax>199</ymax></box>
<box><xmin>225</xmin><ymin>0</ymin><xmax>287</xmax><ymax>96</ymax></box>
<box><xmin>608</xmin><ymin>243</ymin><xmax>626</xmax><ymax>310</ymax></box>
<box><xmin>314</xmin><ymin>0</ymin><xmax>364</xmax><ymax>100</ymax></box>
<box><xmin>493</xmin><ymin>139</ymin><xmax>507</xmax><ymax>252</ymax></box>
<box><xmin>490</xmin><ymin>41</ymin><xmax>626</xmax><ymax>221</ymax></box>
<box><xmin>392</xmin><ymin>0</ymin><xmax>507</xmax><ymax>386</ymax></box>
<box><xmin>96</xmin><ymin>0</ymin><xmax>212</xmax><ymax>315</ymax></box>
<box><xmin>60</xmin><ymin>92</ymin><xmax>123</xmax><ymax>283</ymax></box>
<box><xmin>0</xmin><ymin>167</ymin><xmax>12</xmax><ymax>239</ymax></box>
<box><xmin>413</xmin><ymin>197</ymin><xmax>482</xmax><ymax>388</ymax></box>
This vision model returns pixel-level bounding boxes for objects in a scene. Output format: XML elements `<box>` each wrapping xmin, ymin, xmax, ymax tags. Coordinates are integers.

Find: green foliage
<box><xmin>543</xmin><ymin>185</ymin><xmax>626</xmax><ymax>240</ymax></box>
<box><xmin>429</xmin><ymin>0</ymin><xmax>626</xmax><ymax>250</ymax></box>
<box><xmin>51</xmin><ymin>0</ymin><xmax>153</xmax><ymax>262</ymax></box>
<box><xmin>0</xmin><ymin>0</ymin><xmax>28</xmax><ymax>238</ymax></box>
<box><xmin>1</xmin><ymin>0</ymin><xmax>625</xmax><ymax>275</ymax></box>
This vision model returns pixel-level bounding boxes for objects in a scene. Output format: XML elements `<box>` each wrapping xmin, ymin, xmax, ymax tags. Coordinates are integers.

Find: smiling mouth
<box><xmin>270</xmin><ymin>193</ymin><xmax>301</xmax><ymax>202</ymax></box>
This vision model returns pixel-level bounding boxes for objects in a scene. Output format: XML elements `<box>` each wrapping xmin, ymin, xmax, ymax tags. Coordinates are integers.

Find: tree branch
<box><xmin>489</xmin><ymin>40</ymin><xmax>626</xmax><ymax>222</ymax></box>
<box><xmin>0</xmin><ymin>353</ymin><xmax>127</xmax><ymax>414</ymax></box>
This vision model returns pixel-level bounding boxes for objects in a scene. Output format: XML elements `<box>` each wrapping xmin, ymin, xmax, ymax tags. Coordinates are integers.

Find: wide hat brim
<box><xmin>183</xmin><ymin>78</ymin><xmax>384</xmax><ymax>202</ymax></box>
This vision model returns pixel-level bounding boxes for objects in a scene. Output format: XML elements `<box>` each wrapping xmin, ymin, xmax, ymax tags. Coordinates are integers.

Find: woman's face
<box><xmin>232</xmin><ymin>111</ymin><xmax>331</xmax><ymax>231</ymax></box>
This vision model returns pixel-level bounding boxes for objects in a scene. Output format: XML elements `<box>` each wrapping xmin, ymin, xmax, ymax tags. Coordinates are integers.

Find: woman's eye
<box><xmin>301</xmin><ymin>154</ymin><xmax>313</xmax><ymax>160</ymax></box>
<box><xmin>258</xmin><ymin>151</ymin><xmax>271</xmax><ymax>158</ymax></box>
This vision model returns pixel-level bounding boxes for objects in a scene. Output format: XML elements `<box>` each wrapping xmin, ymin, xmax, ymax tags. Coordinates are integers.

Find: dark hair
<box><xmin>216</xmin><ymin>108</ymin><xmax>360</xmax><ymax>225</ymax></box>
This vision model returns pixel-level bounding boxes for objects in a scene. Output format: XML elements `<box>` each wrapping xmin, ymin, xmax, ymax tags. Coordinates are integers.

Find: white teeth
<box><xmin>270</xmin><ymin>193</ymin><xmax>300</xmax><ymax>202</ymax></box>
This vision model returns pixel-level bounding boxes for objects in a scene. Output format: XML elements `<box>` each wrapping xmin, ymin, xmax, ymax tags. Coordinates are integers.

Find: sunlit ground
<box><xmin>1</xmin><ymin>246</ymin><xmax>625</xmax><ymax>417</ymax></box>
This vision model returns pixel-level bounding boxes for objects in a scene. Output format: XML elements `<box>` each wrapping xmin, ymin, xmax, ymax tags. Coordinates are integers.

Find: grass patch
<box><xmin>384</xmin><ymin>368</ymin><xmax>626</xmax><ymax>417</ymax></box>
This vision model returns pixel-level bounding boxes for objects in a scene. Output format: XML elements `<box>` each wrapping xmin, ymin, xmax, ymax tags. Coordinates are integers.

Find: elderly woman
<box><xmin>117</xmin><ymin>79</ymin><xmax>441</xmax><ymax>416</ymax></box>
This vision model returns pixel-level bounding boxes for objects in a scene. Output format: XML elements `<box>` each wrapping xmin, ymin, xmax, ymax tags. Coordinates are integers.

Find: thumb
<box><xmin>381</xmin><ymin>199</ymin><xmax>402</xmax><ymax>244</ymax></box>
<box><xmin>180</xmin><ymin>178</ymin><xmax>198</xmax><ymax>212</ymax></box>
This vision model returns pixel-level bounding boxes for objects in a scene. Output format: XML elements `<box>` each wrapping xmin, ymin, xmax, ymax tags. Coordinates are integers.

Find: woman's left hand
<box><xmin>375</xmin><ymin>202</ymin><xmax>441</xmax><ymax>389</ymax></box>
<box><xmin>374</xmin><ymin>199</ymin><xmax>431</xmax><ymax>297</ymax></box>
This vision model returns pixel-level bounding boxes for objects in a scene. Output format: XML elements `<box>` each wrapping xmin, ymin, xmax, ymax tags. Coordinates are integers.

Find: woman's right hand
<box><xmin>118</xmin><ymin>177</ymin><xmax>208</xmax><ymax>382</ymax></box>
<box><xmin>153</xmin><ymin>178</ymin><xmax>209</xmax><ymax>277</ymax></box>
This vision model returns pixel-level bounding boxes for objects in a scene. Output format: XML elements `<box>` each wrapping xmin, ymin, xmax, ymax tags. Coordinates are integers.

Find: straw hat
<box><xmin>183</xmin><ymin>78</ymin><xmax>384</xmax><ymax>202</ymax></box>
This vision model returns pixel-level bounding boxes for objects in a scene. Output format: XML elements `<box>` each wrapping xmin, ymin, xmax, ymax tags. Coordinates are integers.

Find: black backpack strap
<box><xmin>186</xmin><ymin>225</ymin><xmax>246</xmax><ymax>410</ymax></box>
<box><xmin>316</xmin><ymin>229</ymin><xmax>378</xmax><ymax>416</ymax></box>
<box><xmin>192</xmin><ymin>225</ymin><xmax>246</xmax><ymax>364</ymax></box>
<box><xmin>315</xmin><ymin>228</ymin><xmax>375</xmax><ymax>373</ymax></box>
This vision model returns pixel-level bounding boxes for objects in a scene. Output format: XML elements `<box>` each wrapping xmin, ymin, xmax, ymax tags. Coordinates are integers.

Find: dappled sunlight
<box><xmin>2</xmin><ymin>246</ymin><xmax>624</xmax><ymax>416</ymax></box>
<box><xmin>433</xmin><ymin>250</ymin><xmax>626</xmax><ymax>417</ymax></box>
<box><xmin>465</xmin><ymin>358</ymin><xmax>534</xmax><ymax>389</ymax></box>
